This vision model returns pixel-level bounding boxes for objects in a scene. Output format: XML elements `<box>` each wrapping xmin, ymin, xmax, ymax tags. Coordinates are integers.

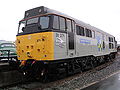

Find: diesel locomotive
<box><xmin>16</xmin><ymin>6</ymin><xmax>117</xmax><ymax>81</ymax></box>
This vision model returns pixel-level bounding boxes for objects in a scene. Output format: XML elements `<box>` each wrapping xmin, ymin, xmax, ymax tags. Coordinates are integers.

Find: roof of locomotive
<box><xmin>24</xmin><ymin>6</ymin><xmax>114</xmax><ymax>37</ymax></box>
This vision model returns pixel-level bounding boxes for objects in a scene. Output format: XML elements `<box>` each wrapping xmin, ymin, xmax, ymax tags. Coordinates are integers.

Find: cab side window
<box><xmin>53</xmin><ymin>15</ymin><xmax>74</xmax><ymax>33</ymax></box>
<box><xmin>53</xmin><ymin>16</ymin><xmax>66</xmax><ymax>31</ymax></box>
<box><xmin>53</xmin><ymin>16</ymin><xmax>59</xmax><ymax>30</ymax></box>
<box><xmin>59</xmin><ymin>17</ymin><xmax>66</xmax><ymax>31</ymax></box>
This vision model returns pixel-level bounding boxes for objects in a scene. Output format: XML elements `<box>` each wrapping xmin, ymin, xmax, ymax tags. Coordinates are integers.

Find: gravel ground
<box><xmin>2</xmin><ymin>54</ymin><xmax>120</xmax><ymax>90</ymax></box>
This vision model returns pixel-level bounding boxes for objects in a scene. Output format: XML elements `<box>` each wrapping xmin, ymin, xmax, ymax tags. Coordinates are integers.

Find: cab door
<box><xmin>66</xmin><ymin>19</ymin><xmax>76</xmax><ymax>57</ymax></box>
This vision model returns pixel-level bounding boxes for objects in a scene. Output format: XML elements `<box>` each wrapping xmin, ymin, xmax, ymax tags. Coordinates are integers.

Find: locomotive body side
<box><xmin>53</xmin><ymin>28</ymin><xmax>117</xmax><ymax>60</ymax></box>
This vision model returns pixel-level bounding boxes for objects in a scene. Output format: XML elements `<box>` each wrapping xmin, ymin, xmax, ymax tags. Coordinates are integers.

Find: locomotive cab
<box><xmin>17</xmin><ymin>15</ymin><xmax>54</xmax><ymax>61</ymax></box>
<box><xmin>16</xmin><ymin>6</ymin><xmax>76</xmax><ymax>61</ymax></box>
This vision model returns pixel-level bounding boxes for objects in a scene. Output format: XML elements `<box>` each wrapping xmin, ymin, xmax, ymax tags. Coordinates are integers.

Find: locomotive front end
<box><xmin>16</xmin><ymin>7</ymin><xmax>56</xmax><ymax>80</ymax></box>
<box><xmin>16</xmin><ymin>11</ymin><xmax>55</xmax><ymax>61</ymax></box>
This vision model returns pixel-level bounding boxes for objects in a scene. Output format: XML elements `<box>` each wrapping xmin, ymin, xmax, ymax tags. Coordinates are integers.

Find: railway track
<box><xmin>1</xmin><ymin>53</ymin><xmax>120</xmax><ymax>90</ymax></box>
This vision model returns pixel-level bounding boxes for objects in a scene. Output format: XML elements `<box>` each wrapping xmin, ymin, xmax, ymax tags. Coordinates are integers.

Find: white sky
<box><xmin>0</xmin><ymin>0</ymin><xmax>120</xmax><ymax>43</ymax></box>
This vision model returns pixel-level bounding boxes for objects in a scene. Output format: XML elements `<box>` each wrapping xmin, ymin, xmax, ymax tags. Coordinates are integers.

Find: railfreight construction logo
<box><xmin>55</xmin><ymin>33</ymin><xmax>66</xmax><ymax>48</ymax></box>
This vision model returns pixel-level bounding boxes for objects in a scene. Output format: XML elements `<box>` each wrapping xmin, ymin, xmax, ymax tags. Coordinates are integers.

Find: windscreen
<box><xmin>40</xmin><ymin>16</ymin><xmax>49</xmax><ymax>29</ymax></box>
<box><xmin>18</xmin><ymin>15</ymin><xmax>50</xmax><ymax>34</ymax></box>
<box><xmin>18</xmin><ymin>21</ymin><xmax>26</xmax><ymax>33</ymax></box>
<box><xmin>27</xmin><ymin>17</ymin><xmax>39</xmax><ymax>25</ymax></box>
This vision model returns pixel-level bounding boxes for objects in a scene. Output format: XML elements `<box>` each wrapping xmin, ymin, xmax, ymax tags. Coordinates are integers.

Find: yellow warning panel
<box><xmin>16</xmin><ymin>32</ymin><xmax>54</xmax><ymax>61</ymax></box>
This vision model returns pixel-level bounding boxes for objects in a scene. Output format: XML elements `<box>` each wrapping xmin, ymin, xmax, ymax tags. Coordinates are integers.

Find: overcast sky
<box><xmin>0</xmin><ymin>0</ymin><xmax>120</xmax><ymax>43</ymax></box>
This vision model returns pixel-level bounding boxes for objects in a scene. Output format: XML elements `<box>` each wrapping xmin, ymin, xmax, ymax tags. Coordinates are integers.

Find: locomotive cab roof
<box><xmin>24</xmin><ymin>6</ymin><xmax>75</xmax><ymax>20</ymax></box>
<box><xmin>24</xmin><ymin>6</ymin><xmax>47</xmax><ymax>19</ymax></box>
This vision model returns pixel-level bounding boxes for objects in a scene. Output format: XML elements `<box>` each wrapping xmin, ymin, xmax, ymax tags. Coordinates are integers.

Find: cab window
<box><xmin>40</xmin><ymin>16</ymin><xmax>49</xmax><ymax>29</ymax></box>
<box><xmin>59</xmin><ymin>17</ymin><xmax>66</xmax><ymax>31</ymax></box>
<box><xmin>53</xmin><ymin>16</ymin><xmax>66</xmax><ymax>31</ymax></box>
<box><xmin>53</xmin><ymin>16</ymin><xmax>59</xmax><ymax>29</ymax></box>
<box><xmin>27</xmin><ymin>17</ymin><xmax>39</xmax><ymax>25</ymax></box>
<box><xmin>19</xmin><ymin>21</ymin><xmax>26</xmax><ymax>33</ymax></box>
<box><xmin>18</xmin><ymin>15</ymin><xmax>51</xmax><ymax>34</ymax></box>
